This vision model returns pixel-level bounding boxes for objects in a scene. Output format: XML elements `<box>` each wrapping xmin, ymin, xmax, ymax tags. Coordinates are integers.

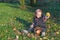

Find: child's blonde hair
<box><xmin>34</xmin><ymin>9</ymin><xmax>42</xmax><ymax>17</ymax></box>
<box><xmin>35</xmin><ymin>9</ymin><xmax>42</xmax><ymax>14</ymax></box>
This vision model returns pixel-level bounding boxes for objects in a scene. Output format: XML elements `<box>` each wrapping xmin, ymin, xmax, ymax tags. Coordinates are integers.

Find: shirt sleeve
<box><xmin>43</xmin><ymin>15</ymin><xmax>48</xmax><ymax>22</ymax></box>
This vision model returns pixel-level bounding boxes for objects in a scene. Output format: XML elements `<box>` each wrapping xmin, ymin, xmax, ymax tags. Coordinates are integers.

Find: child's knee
<box><xmin>28</xmin><ymin>28</ymin><xmax>34</xmax><ymax>32</ymax></box>
<box><xmin>42</xmin><ymin>28</ymin><xmax>46</xmax><ymax>32</ymax></box>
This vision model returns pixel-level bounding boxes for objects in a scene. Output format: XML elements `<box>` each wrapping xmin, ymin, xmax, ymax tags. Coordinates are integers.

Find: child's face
<box><xmin>36</xmin><ymin>12</ymin><xmax>42</xmax><ymax>18</ymax></box>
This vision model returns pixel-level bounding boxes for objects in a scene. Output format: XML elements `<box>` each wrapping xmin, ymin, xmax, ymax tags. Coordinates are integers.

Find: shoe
<box><xmin>41</xmin><ymin>32</ymin><xmax>45</xmax><ymax>36</ymax></box>
<box><xmin>22</xmin><ymin>30</ymin><xmax>28</xmax><ymax>34</ymax></box>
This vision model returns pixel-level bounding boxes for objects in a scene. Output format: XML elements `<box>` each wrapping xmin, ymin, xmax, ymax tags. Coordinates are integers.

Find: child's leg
<box><xmin>41</xmin><ymin>28</ymin><xmax>46</xmax><ymax>36</ymax></box>
<box><xmin>28</xmin><ymin>25</ymin><xmax>34</xmax><ymax>32</ymax></box>
<box><xmin>28</xmin><ymin>22</ymin><xmax>40</xmax><ymax>32</ymax></box>
<box><xmin>22</xmin><ymin>28</ymin><xmax>34</xmax><ymax>34</ymax></box>
<box><xmin>28</xmin><ymin>23</ymin><xmax>34</xmax><ymax>32</ymax></box>
<box><xmin>22</xmin><ymin>23</ymin><xmax>34</xmax><ymax>34</ymax></box>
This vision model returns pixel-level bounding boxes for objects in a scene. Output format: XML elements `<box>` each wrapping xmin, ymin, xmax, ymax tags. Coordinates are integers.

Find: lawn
<box><xmin>0</xmin><ymin>2</ymin><xmax>60</xmax><ymax>40</ymax></box>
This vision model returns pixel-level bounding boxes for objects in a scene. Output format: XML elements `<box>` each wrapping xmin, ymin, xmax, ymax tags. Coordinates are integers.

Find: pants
<box><xmin>28</xmin><ymin>26</ymin><xmax>46</xmax><ymax>32</ymax></box>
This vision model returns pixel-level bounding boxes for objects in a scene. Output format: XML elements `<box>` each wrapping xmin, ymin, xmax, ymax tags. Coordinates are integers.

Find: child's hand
<box><xmin>30</xmin><ymin>23</ymin><xmax>34</xmax><ymax>28</ymax></box>
<box><xmin>30</xmin><ymin>24</ymin><xmax>34</xmax><ymax>28</ymax></box>
<box><xmin>46</xmin><ymin>12</ymin><xmax>51</xmax><ymax>19</ymax></box>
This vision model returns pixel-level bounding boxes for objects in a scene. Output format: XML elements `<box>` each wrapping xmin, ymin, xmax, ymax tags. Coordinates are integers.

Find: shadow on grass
<box><xmin>9</xmin><ymin>5</ymin><xmax>20</xmax><ymax>9</ymax></box>
<box><xmin>0</xmin><ymin>2</ymin><xmax>20</xmax><ymax>9</ymax></box>
<box><xmin>15</xmin><ymin>17</ymin><xmax>31</xmax><ymax>29</ymax></box>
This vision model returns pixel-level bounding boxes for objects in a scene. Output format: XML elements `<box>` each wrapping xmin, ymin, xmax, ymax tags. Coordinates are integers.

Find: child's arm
<box><xmin>43</xmin><ymin>12</ymin><xmax>50</xmax><ymax>22</ymax></box>
<box><xmin>30</xmin><ymin>17</ymin><xmax>35</xmax><ymax>28</ymax></box>
<box><xmin>28</xmin><ymin>23</ymin><xmax>34</xmax><ymax>32</ymax></box>
<box><xmin>43</xmin><ymin>16</ymin><xmax>48</xmax><ymax>22</ymax></box>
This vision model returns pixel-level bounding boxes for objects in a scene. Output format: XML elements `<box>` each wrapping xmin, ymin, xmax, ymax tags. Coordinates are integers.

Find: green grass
<box><xmin>0</xmin><ymin>2</ymin><xmax>60</xmax><ymax>40</ymax></box>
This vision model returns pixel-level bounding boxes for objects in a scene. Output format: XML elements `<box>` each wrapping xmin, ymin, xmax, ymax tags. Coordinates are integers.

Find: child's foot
<box><xmin>22</xmin><ymin>30</ymin><xmax>31</xmax><ymax>37</ymax></box>
<box><xmin>41</xmin><ymin>32</ymin><xmax>45</xmax><ymax>36</ymax></box>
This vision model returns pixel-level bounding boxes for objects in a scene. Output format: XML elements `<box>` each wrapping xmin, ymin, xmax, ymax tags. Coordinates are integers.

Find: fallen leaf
<box><xmin>40</xmin><ymin>38</ymin><xmax>43</xmax><ymax>40</ymax></box>
<box><xmin>51</xmin><ymin>37</ymin><xmax>54</xmax><ymax>40</ymax></box>
<box><xmin>47</xmin><ymin>24</ymin><xmax>51</xmax><ymax>28</ymax></box>
<box><xmin>13</xmin><ymin>27</ymin><xmax>16</xmax><ymax>31</ymax></box>
<box><xmin>47</xmin><ymin>29</ymin><xmax>50</xmax><ymax>32</ymax></box>
<box><xmin>14</xmin><ymin>18</ymin><xmax>16</xmax><ymax>20</ymax></box>
<box><xmin>43</xmin><ymin>37</ymin><xmax>47</xmax><ymax>39</ymax></box>
<box><xmin>8</xmin><ymin>37</ymin><xmax>12</xmax><ymax>40</ymax></box>
<box><xmin>31</xmin><ymin>34</ymin><xmax>35</xmax><ymax>38</ymax></box>
<box><xmin>56</xmin><ymin>32</ymin><xmax>59</xmax><ymax>34</ymax></box>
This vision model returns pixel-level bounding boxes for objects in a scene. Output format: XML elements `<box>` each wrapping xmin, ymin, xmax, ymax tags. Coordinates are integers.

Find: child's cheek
<box><xmin>36</xmin><ymin>15</ymin><xmax>41</xmax><ymax>18</ymax></box>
